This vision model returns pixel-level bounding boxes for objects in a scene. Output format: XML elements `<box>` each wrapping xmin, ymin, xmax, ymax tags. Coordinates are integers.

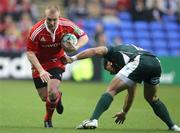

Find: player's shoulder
<box><xmin>29</xmin><ymin>19</ymin><xmax>46</xmax><ymax>41</ymax></box>
<box><xmin>30</xmin><ymin>19</ymin><xmax>45</xmax><ymax>31</ymax></box>
<box><xmin>59</xmin><ymin>17</ymin><xmax>72</xmax><ymax>22</ymax></box>
<box><xmin>58</xmin><ymin>17</ymin><xmax>75</xmax><ymax>27</ymax></box>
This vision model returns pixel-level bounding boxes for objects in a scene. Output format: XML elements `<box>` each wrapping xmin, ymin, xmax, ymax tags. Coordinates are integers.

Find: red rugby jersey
<box><xmin>27</xmin><ymin>17</ymin><xmax>86</xmax><ymax>78</ymax></box>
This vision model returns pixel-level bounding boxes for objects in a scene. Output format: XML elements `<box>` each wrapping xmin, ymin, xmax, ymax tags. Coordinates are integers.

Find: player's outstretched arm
<box><xmin>67</xmin><ymin>46</ymin><xmax>108</xmax><ymax>63</ymax></box>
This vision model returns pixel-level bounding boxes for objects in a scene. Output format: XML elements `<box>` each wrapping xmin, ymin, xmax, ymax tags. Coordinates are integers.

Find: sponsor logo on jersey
<box><xmin>41</xmin><ymin>43</ymin><xmax>61</xmax><ymax>48</ymax></box>
<box><xmin>40</xmin><ymin>37</ymin><xmax>46</xmax><ymax>42</ymax></box>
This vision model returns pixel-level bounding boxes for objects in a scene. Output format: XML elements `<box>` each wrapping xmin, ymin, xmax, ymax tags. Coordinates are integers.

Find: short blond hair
<box><xmin>45</xmin><ymin>5</ymin><xmax>60</xmax><ymax>16</ymax></box>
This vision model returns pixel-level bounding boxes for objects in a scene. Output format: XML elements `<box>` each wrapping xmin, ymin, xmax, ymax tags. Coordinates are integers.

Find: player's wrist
<box><xmin>38</xmin><ymin>67</ymin><xmax>45</xmax><ymax>74</ymax></box>
<box><xmin>74</xmin><ymin>45</ymin><xmax>80</xmax><ymax>50</ymax></box>
<box><xmin>39</xmin><ymin>69</ymin><xmax>45</xmax><ymax>75</ymax></box>
<box><xmin>71</xmin><ymin>55</ymin><xmax>78</xmax><ymax>61</ymax></box>
<box><xmin>121</xmin><ymin>109</ymin><xmax>127</xmax><ymax>115</ymax></box>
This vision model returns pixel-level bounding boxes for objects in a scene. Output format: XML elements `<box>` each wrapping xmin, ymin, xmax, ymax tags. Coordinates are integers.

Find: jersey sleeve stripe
<box><xmin>59</xmin><ymin>20</ymin><xmax>75</xmax><ymax>28</ymax></box>
<box><xmin>30</xmin><ymin>24</ymin><xmax>45</xmax><ymax>41</ymax></box>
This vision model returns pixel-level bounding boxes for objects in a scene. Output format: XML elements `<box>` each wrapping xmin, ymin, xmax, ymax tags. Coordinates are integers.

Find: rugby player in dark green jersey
<box><xmin>66</xmin><ymin>44</ymin><xmax>180</xmax><ymax>131</ymax></box>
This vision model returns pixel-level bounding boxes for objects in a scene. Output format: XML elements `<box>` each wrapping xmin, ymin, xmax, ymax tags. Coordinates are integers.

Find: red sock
<box><xmin>44</xmin><ymin>98</ymin><xmax>56</xmax><ymax>121</ymax></box>
<box><xmin>44</xmin><ymin>92</ymin><xmax>61</xmax><ymax>121</ymax></box>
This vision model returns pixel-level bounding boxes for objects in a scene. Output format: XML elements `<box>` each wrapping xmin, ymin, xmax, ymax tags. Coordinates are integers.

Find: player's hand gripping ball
<box><xmin>61</xmin><ymin>33</ymin><xmax>78</xmax><ymax>53</ymax></box>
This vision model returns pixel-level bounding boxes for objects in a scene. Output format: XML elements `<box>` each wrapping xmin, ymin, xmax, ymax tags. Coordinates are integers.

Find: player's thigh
<box><xmin>47</xmin><ymin>68</ymin><xmax>62</xmax><ymax>92</ymax></box>
<box><xmin>144</xmin><ymin>82</ymin><xmax>159</xmax><ymax>102</ymax></box>
<box><xmin>107</xmin><ymin>75</ymin><xmax>136</xmax><ymax>96</ymax></box>
<box><xmin>107</xmin><ymin>59</ymin><xmax>138</xmax><ymax>96</ymax></box>
<box><xmin>47</xmin><ymin>79</ymin><xmax>61</xmax><ymax>94</ymax></box>
<box><xmin>33</xmin><ymin>77</ymin><xmax>48</xmax><ymax>101</ymax></box>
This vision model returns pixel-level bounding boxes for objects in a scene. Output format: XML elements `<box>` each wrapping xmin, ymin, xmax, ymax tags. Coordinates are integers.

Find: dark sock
<box><xmin>150</xmin><ymin>99</ymin><xmax>174</xmax><ymax>128</ymax></box>
<box><xmin>90</xmin><ymin>92</ymin><xmax>113</xmax><ymax>120</ymax></box>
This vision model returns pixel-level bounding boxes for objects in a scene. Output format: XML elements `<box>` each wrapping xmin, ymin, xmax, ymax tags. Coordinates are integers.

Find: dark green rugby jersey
<box><xmin>103</xmin><ymin>44</ymin><xmax>155</xmax><ymax>69</ymax></box>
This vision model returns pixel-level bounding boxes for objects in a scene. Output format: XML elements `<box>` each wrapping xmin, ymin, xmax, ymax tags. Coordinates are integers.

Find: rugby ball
<box><xmin>61</xmin><ymin>33</ymin><xmax>78</xmax><ymax>53</ymax></box>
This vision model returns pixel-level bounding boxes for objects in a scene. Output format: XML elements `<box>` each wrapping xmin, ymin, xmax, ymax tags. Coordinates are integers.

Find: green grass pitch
<box><xmin>0</xmin><ymin>80</ymin><xmax>180</xmax><ymax>133</ymax></box>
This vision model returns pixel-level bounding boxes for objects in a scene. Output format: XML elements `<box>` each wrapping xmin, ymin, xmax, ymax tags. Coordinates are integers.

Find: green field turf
<box><xmin>0</xmin><ymin>80</ymin><xmax>180</xmax><ymax>133</ymax></box>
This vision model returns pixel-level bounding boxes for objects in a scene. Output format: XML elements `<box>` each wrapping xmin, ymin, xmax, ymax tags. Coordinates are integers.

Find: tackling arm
<box><xmin>72</xmin><ymin>46</ymin><xmax>108</xmax><ymax>61</ymax></box>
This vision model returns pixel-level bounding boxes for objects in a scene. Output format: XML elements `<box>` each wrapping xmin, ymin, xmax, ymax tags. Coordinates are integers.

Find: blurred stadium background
<box><xmin>0</xmin><ymin>0</ymin><xmax>180</xmax><ymax>132</ymax></box>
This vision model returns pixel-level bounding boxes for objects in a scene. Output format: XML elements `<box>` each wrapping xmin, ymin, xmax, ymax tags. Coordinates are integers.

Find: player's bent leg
<box><xmin>47</xmin><ymin>79</ymin><xmax>64</xmax><ymax>114</ymax></box>
<box><xmin>36</xmin><ymin>87</ymin><xmax>54</xmax><ymax>128</ymax></box>
<box><xmin>107</xmin><ymin>74</ymin><xmax>130</xmax><ymax>96</ymax></box>
<box><xmin>77</xmin><ymin>76</ymin><xmax>133</xmax><ymax>129</ymax></box>
<box><xmin>47</xmin><ymin>79</ymin><xmax>60</xmax><ymax>100</ymax></box>
<box><xmin>144</xmin><ymin>83</ymin><xmax>176</xmax><ymax>130</ymax></box>
<box><xmin>43</xmin><ymin>79</ymin><xmax>62</xmax><ymax>128</ymax></box>
<box><xmin>90</xmin><ymin>76</ymin><xmax>129</xmax><ymax>120</ymax></box>
<box><xmin>143</xmin><ymin>83</ymin><xmax>158</xmax><ymax>102</ymax></box>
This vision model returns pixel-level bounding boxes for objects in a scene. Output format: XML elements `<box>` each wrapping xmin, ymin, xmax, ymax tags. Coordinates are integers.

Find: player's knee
<box><xmin>48</xmin><ymin>89</ymin><xmax>57</xmax><ymax>101</ymax></box>
<box><xmin>38</xmin><ymin>92</ymin><xmax>47</xmax><ymax>102</ymax></box>
<box><xmin>144</xmin><ymin>95</ymin><xmax>158</xmax><ymax>103</ymax></box>
<box><xmin>107</xmin><ymin>88</ymin><xmax>117</xmax><ymax>96</ymax></box>
<box><xmin>40</xmin><ymin>96</ymin><xmax>47</xmax><ymax>102</ymax></box>
<box><xmin>144</xmin><ymin>95</ymin><xmax>150</xmax><ymax>103</ymax></box>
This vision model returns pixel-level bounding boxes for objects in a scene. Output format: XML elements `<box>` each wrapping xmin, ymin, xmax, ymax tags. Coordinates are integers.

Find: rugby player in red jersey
<box><xmin>26</xmin><ymin>5</ymin><xmax>88</xmax><ymax>128</ymax></box>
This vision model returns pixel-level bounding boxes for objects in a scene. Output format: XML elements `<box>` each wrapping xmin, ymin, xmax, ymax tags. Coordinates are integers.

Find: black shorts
<box><xmin>33</xmin><ymin>68</ymin><xmax>64</xmax><ymax>89</ymax></box>
<box><xmin>119</xmin><ymin>55</ymin><xmax>162</xmax><ymax>85</ymax></box>
<box><xmin>128</xmin><ymin>55</ymin><xmax>162</xmax><ymax>85</ymax></box>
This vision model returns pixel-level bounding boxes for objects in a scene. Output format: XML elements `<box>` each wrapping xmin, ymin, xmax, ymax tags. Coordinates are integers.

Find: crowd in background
<box><xmin>64</xmin><ymin>0</ymin><xmax>180</xmax><ymax>22</ymax></box>
<box><xmin>0</xmin><ymin>0</ymin><xmax>180</xmax><ymax>54</ymax></box>
<box><xmin>64</xmin><ymin>0</ymin><xmax>180</xmax><ymax>52</ymax></box>
<box><xmin>0</xmin><ymin>0</ymin><xmax>39</xmax><ymax>52</ymax></box>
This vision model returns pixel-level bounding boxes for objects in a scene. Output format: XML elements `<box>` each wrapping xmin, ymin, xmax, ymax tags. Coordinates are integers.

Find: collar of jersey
<box><xmin>44</xmin><ymin>20</ymin><xmax>59</xmax><ymax>42</ymax></box>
